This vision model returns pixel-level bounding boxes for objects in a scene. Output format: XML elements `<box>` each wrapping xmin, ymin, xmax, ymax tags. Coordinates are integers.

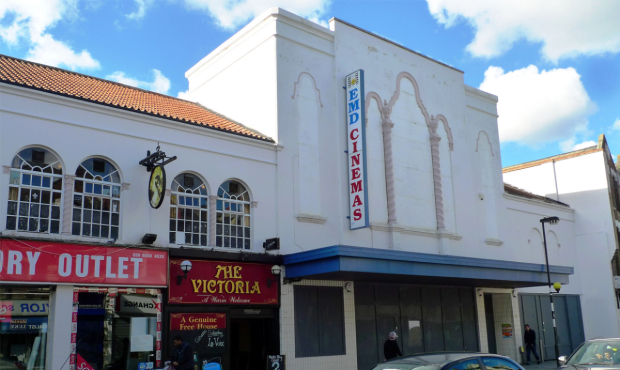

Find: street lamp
<box><xmin>540</xmin><ymin>216</ymin><xmax>561</xmax><ymax>367</ymax></box>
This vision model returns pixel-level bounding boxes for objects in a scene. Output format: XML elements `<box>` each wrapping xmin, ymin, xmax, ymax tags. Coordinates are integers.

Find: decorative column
<box><xmin>61</xmin><ymin>174</ymin><xmax>76</xmax><ymax>235</ymax></box>
<box><xmin>429</xmin><ymin>119</ymin><xmax>445</xmax><ymax>231</ymax></box>
<box><xmin>208</xmin><ymin>195</ymin><xmax>217</xmax><ymax>247</ymax></box>
<box><xmin>382</xmin><ymin>120</ymin><xmax>397</xmax><ymax>225</ymax></box>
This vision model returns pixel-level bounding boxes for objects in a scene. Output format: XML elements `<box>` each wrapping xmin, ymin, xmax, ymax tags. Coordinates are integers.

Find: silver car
<box><xmin>559</xmin><ymin>338</ymin><xmax>620</xmax><ymax>368</ymax></box>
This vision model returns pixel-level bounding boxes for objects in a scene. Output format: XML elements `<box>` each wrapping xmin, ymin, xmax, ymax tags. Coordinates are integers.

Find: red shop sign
<box><xmin>169</xmin><ymin>259</ymin><xmax>278</xmax><ymax>305</ymax></box>
<box><xmin>0</xmin><ymin>239</ymin><xmax>168</xmax><ymax>287</ymax></box>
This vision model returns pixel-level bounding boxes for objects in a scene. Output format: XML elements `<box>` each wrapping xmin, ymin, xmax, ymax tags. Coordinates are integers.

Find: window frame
<box><xmin>72</xmin><ymin>157</ymin><xmax>122</xmax><ymax>240</ymax></box>
<box><xmin>215</xmin><ymin>180</ymin><xmax>251</xmax><ymax>250</ymax></box>
<box><xmin>6</xmin><ymin>147</ymin><xmax>63</xmax><ymax>234</ymax></box>
<box><xmin>294</xmin><ymin>285</ymin><xmax>346</xmax><ymax>358</ymax></box>
<box><xmin>169</xmin><ymin>172</ymin><xmax>209</xmax><ymax>247</ymax></box>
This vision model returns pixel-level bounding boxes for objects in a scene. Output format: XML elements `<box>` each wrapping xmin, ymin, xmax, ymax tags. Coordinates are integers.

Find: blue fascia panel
<box><xmin>283</xmin><ymin>245</ymin><xmax>573</xmax><ymax>275</ymax></box>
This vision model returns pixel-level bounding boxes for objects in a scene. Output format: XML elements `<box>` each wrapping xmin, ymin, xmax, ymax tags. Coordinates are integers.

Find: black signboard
<box><xmin>267</xmin><ymin>355</ymin><xmax>285</xmax><ymax>370</ymax></box>
<box><xmin>169</xmin><ymin>313</ymin><xmax>227</xmax><ymax>355</ymax></box>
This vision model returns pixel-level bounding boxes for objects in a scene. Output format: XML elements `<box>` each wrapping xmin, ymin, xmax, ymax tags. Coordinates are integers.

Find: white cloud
<box><xmin>612</xmin><ymin>118</ymin><xmax>620</xmax><ymax>131</ymax></box>
<box><xmin>106</xmin><ymin>69</ymin><xmax>171</xmax><ymax>94</ymax></box>
<box><xmin>426</xmin><ymin>0</ymin><xmax>620</xmax><ymax>62</ymax></box>
<box><xmin>182</xmin><ymin>0</ymin><xmax>330</xmax><ymax>30</ymax></box>
<box><xmin>571</xmin><ymin>140</ymin><xmax>597</xmax><ymax>151</ymax></box>
<box><xmin>479</xmin><ymin>65</ymin><xmax>596</xmax><ymax>147</ymax></box>
<box><xmin>126</xmin><ymin>0</ymin><xmax>154</xmax><ymax>20</ymax></box>
<box><xmin>0</xmin><ymin>0</ymin><xmax>100</xmax><ymax>70</ymax></box>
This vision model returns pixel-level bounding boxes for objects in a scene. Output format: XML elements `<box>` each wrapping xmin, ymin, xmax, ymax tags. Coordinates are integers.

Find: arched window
<box><xmin>170</xmin><ymin>173</ymin><xmax>208</xmax><ymax>246</ymax></box>
<box><xmin>6</xmin><ymin>147</ymin><xmax>63</xmax><ymax>233</ymax></box>
<box><xmin>216</xmin><ymin>180</ymin><xmax>250</xmax><ymax>249</ymax></box>
<box><xmin>72</xmin><ymin>158</ymin><xmax>121</xmax><ymax>239</ymax></box>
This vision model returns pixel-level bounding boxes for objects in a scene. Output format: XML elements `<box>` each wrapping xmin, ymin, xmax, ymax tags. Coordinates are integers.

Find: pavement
<box><xmin>521</xmin><ymin>360</ymin><xmax>560</xmax><ymax>370</ymax></box>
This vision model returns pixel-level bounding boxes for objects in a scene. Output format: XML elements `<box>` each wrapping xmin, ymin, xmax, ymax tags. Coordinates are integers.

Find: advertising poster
<box><xmin>169</xmin><ymin>313</ymin><xmax>226</xmax><ymax>355</ymax></box>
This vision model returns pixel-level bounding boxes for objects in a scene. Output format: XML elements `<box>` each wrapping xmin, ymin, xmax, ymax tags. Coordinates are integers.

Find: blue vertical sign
<box><xmin>346</xmin><ymin>70</ymin><xmax>369</xmax><ymax>229</ymax></box>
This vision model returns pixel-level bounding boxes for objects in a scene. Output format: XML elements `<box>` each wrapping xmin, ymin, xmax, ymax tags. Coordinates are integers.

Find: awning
<box><xmin>283</xmin><ymin>245</ymin><xmax>573</xmax><ymax>288</ymax></box>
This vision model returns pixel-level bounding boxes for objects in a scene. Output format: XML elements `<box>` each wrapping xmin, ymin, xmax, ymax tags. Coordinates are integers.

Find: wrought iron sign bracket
<box><xmin>138</xmin><ymin>144</ymin><xmax>177</xmax><ymax>172</ymax></box>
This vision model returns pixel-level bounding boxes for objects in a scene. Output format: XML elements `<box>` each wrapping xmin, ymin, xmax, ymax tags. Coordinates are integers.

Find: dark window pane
<box><xmin>201</xmin><ymin>198</ymin><xmax>207</xmax><ymax>209</ymax></box>
<box><xmin>75</xmin><ymin>180</ymin><xmax>83</xmax><ymax>193</ymax></box>
<box><xmin>237</xmin><ymin>238</ymin><xmax>243</xmax><ymax>249</ymax></box>
<box><xmin>52</xmin><ymin>192</ymin><xmax>61</xmax><ymax>206</ymax></box>
<box><xmin>72</xmin><ymin>222</ymin><xmax>81</xmax><ymax>235</ymax></box>
<box><xmin>82</xmin><ymin>224</ymin><xmax>91</xmax><ymax>236</ymax></box>
<box><xmin>185</xmin><ymin>233</ymin><xmax>192</xmax><ymax>244</ymax></box>
<box><xmin>216</xmin><ymin>225</ymin><xmax>222</xmax><ymax>235</ymax></box>
<box><xmin>93</xmin><ymin>197</ymin><xmax>101</xmax><ymax>210</ymax></box>
<box><xmin>201</xmin><ymin>210</ymin><xmax>207</xmax><ymax>221</ymax></box>
<box><xmin>224</xmin><ymin>225</ymin><xmax>230</xmax><ymax>235</ymax></box>
<box><xmin>244</xmin><ymin>239</ymin><xmax>250</xmax><ymax>249</ymax></box>
<box><xmin>193</xmin><ymin>209</ymin><xmax>199</xmax><ymax>220</ymax></box>
<box><xmin>245</xmin><ymin>227</ymin><xmax>250</xmax><ymax>238</ymax></box>
<box><xmin>192</xmin><ymin>234</ymin><xmax>199</xmax><ymax>245</ymax></box>
<box><xmin>92</xmin><ymin>224</ymin><xmax>100</xmax><ymax>237</ymax></box>
<box><xmin>295</xmin><ymin>286</ymin><xmax>321</xmax><ymax>357</ymax></box>
<box><xmin>443</xmin><ymin>305</ymin><xmax>464</xmax><ymax>351</ymax></box>
<box><xmin>42</xmin><ymin>191</ymin><xmax>51</xmax><ymax>204</ymax></box>
<box><xmin>93</xmin><ymin>211</ymin><xmax>101</xmax><ymax>224</ymax></box>
<box><xmin>19</xmin><ymin>203</ymin><xmax>28</xmax><ymax>216</ymax></box>
<box><xmin>224</xmin><ymin>237</ymin><xmax>230</xmax><ymax>248</ymax></box>
<box><xmin>111</xmin><ymin>213</ymin><xmax>119</xmax><ymax>226</ymax></box>
<box><xmin>177</xmin><ymin>220</ymin><xmax>184</xmax><ymax>231</ymax></box>
<box><xmin>169</xmin><ymin>232</ymin><xmax>176</xmax><ymax>244</ymax></box>
<box><xmin>101</xmin><ymin>225</ymin><xmax>109</xmax><ymax>238</ymax></box>
<box><xmin>51</xmin><ymin>206</ymin><xmax>60</xmax><ymax>219</ymax></box>
<box><xmin>84</xmin><ymin>196</ymin><xmax>93</xmax><ymax>209</ymax></box>
<box><xmin>201</xmin><ymin>222</ymin><xmax>207</xmax><ymax>233</ymax></box>
<box><xmin>40</xmin><ymin>205</ymin><xmax>49</xmax><ymax>218</ymax></box>
<box><xmin>53</xmin><ymin>177</ymin><xmax>62</xmax><ymax>190</ymax></box>
<box><xmin>237</xmin><ymin>227</ymin><xmax>243</xmax><ymax>237</ymax></box>
<box><xmin>94</xmin><ymin>184</ymin><xmax>102</xmax><ymax>194</ymax></box>
<box><xmin>231</xmin><ymin>226</ymin><xmax>236</xmax><ymax>236</ymax></box>
<box><xmin>7</xmin><ymin>201</ymin><xmax>17</xmax><ymax>215</ymax></box>
<box><xmin>102</xmin><ymin>212</ymin><xmax>109</xmax><ymax>224</ymax></box>
<box><xmin>185</xmin><ymin>221</ymin><xmax>191</xmax><ymax>232</ymax></box>
<box><xmin>20</xmin><ymin>188</ymin><xmax>30</xmax><ymax>202</ymax></box>
<box><xmin>193</xmin><ymin>222</ymin><xmax>199</xmax><ymax>233</ymax></box>
<box><xmin>231</xmin><ymin>238</ymin><xmax>237</xmax><ymax>248</ymax></box>
<box><xmin>22</xmin><ymin>174</ymin><xmax>31</xmax><ymax>185</ymax></box>
<box><xmin>85</xmin><ymin>182</ymin><xmax>93</xmax><ymax>193</ymax></box>
<box><xmin>201</xmin><ymin>235</ymin><xmax>207</xmax><ymax>246</ymax></box>
<box><xmin>18</xmin><ymin>217</ymin><xmax>27</xmax><ymax>230</ymax></box>
<box><xmin>318</xmin><ymin>287</ymin><xmax>345</xmax><ymax>355</ymax></box>
<box><xmin>6</xmin><ymin>216</ymin><xmax>16</xmax><ymax>230</ymax></box>
<box><xmin>50</xmin><ymin>220</ymin><xmax>59</xmax><ymax>234</ymax></box>
<box><xmin>74</xmin><ymin>195</ymin><xmax>82</xmax><ymax>207</ymax></box>
<box><xmin>40</xmin><ymin>219</ymin><xmax>49</xmax><ymax>232</ymax></box>
<box><xmin>216</xmin><ymin>236</ymin><xmax>222</xmax><ymax>247</ymax></box>
<box><xmin>102</xmin><ymin>198</ymin><xmax>110</xmax><ymax>211</ymax></box>
<box><xmin>111</xmin><ymin>227</ymin><xmax>119</xmax><ymax>240</ymax></box>
<box><xmin>42</xmin><ymin>177</ymin><xmax>51</xmax><ymax>188</ymax></box>
<box><xmin>83</xmin><ymin>210</ymin><xmax>92</xmax><ymax>223</ymax></box>
<box><xmin>30</xmin><ymin>190</ymin><xmax>40</xmax><ymax>203</ymax></box>
<box><xmin>30</xmin><ymin>204</ymin><xmax>39</xmax><ymax>217</ymax></box>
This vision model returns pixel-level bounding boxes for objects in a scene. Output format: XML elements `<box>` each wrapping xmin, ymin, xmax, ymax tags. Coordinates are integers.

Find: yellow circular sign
<box><xmin>149</xmin><ymin>165</ymin><xmax>165</xmax><ymax>209</ymax></box>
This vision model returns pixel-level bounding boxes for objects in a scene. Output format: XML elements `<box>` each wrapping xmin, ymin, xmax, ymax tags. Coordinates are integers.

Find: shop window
<box><xmin>6</xmin><ymin>147</ymin><xmax>63</xmax><ymax>234</ymax></box>
<box><xmin>72</xmin><ymin>158</ymin><xmax>121</xmax><ymax>239</ymax></box>
<box><xmin>0</xmin><ymin>286</ymin><xmax>51</xmax><ymax>370</ymax></box>
<box><xmin>216</xmin><ymin>180</ymin><xmax>251</xmax><ymax>249</ymax></box>
<box><xmin>169</xmin><ymin>173</ymin><xmax>208</xmax><ymax>246</ymax></box>
<box><xmin>294</xmin><ymin>286</ymin><xmax>345</xmax><ymax>357</ymax></box>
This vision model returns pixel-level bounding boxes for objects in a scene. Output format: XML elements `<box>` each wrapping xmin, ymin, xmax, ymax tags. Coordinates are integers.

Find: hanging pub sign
<box><xmin>168</xmin><ymin>259</ymin><xmax>279</xmax><ymax>305</ymax></box>
<box><xmin>169</xmin><ymin>313</ymin><xmax>227</xmax><ymax>355</ymax></box>
<box><xmin>139</xmin><ymin>144</ymin><xmax>177</xmax><ymax>209</ymax></box>
<box><xmin>345</xmin><ymin>70</ymin><xmax>369</xmax><ymax>229</ymax></box>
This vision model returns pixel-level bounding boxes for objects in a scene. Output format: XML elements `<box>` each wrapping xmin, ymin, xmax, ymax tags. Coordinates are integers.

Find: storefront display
<box><xmin>71</xmin><ymin>287</ymin><xmax>163</xmax><ymax>370</ymax></box>
<box><xmin>0</xmin><ymin>287</ymin><xmax>50</xmax><ymax>370</ymax></box>
<box><xmin>166</xmin><ymin>258</ymin><xmax>280</xmax><ymax>370</ymax></box>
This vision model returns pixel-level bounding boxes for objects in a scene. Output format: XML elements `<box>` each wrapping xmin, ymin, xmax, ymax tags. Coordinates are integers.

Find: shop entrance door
<box><xmin>229</xmin><ymin>310</ymin><xmax>278</xmax><ymax>370</ymax></box>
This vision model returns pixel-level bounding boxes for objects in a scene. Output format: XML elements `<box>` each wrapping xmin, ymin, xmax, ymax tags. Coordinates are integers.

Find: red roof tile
<box><xmin>0</xmin><ymin>54</ymin><xmax>272</xmax><ymax>142</ymax></box>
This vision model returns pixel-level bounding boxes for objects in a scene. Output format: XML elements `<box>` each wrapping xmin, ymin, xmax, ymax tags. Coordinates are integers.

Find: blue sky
<box><xmin>1</xmin><ymin>0</ymin><xmax>619</xmax><ymax>167</ymax></box>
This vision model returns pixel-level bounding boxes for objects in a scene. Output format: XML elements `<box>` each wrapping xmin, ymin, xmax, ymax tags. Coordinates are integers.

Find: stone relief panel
<box><xmin>366</xmin><ymin>98</ymin><xmax>389</xmax><ymax>223</ymax></box>
<box><xmin>436</xmin><ymin>116</ymin><xmax>456</xmax><ymax>231</ymax></box>
<box><xmin>293</xmin><ymin>73</ymin><xmax>322</xmax><ymax>218</ymax></box>
<box><xmin>391</xmin><ymin>77</ymin><xmax>436</xmax><ymax>230</ymax></box>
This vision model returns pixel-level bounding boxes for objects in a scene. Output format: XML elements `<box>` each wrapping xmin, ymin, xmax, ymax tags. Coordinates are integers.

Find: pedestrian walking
<box><xmin>524</xmin><ymin>324</ymin><xmax>541</xmax><ymax>365</ymax></box>
<box><xmin>384</xmin><ymin>331</ymin><xmax>402</xmax><ymax>361</ymax></box>
<box><xmin>172</xmin><ymin>335</ymin><xmax>195</xmax><ymax>370</ymax></box>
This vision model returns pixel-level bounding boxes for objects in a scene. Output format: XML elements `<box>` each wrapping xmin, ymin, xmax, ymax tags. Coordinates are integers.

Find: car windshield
<box><xmin>372</xmin><ymin>364</ymin><xmax>440</xmax><ymax>370</ymax></box>
<box><xmin>568</xmin><ymin>341</ymin><xmax>620</xmax><ymax>365</ymax></box>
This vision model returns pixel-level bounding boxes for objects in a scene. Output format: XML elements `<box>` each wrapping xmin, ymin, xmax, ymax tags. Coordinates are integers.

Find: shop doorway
<box><xmin>230</xmin><ymin>316</ymin><xmax>278</xmax><ymax>370</ymax></box>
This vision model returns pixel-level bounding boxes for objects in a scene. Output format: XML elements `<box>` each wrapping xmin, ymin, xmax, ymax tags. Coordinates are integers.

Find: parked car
<box><xmin>371</xmin><ymin>353</ymin><xmax>525</xmax><ymax>370</ymax></box>
<box><xmin>559</xmin><ymin>338</ymin><xmax>620</xmax><ymax>368</ymax></box>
